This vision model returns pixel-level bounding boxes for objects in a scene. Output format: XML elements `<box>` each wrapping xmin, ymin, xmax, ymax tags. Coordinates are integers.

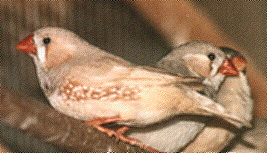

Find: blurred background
<box><xmin>0</xmin><ymin>1</ymin><xmax>266</xmax><ymax>152</ymax></box>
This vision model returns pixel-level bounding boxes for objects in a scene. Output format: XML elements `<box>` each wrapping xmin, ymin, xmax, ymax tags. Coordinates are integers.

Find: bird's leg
<box><xmin>115</xmin><ymin>126</ymin><xmax>130</xmax><ymax>135</ymax></box>
<box><xmin>86</xmin><ymin>116</ymin><xmax>124</xmax><ymax>137</ymax></box>
<box><xmin>86</xmin><ymin>116</ymin><xmax>160</xmax><ymax>152</ymax></box>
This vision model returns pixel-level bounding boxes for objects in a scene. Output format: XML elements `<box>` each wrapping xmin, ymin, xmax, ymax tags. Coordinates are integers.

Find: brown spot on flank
<box><xmin>60</xmin><ymin>79</ymin><xmax>140</xmax><ymax>101</ymax></box>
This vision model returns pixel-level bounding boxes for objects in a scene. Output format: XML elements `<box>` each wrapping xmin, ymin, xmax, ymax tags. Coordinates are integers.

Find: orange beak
<box><xmin>15</xmin><ymin>34</ymin><xmax>36</xmax><ymax>55</ymax></box>
<box><xmin>219</xmin><ymin>58</ymin><xmax>239</xmax><ymax>76</ymax></box>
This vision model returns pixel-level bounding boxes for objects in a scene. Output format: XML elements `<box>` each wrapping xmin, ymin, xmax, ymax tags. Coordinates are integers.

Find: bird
<box><xmin>182</xmin><ymin>47</ymin><xmax>253</xmax><ymax>152</ymax></box>
<box><xmin>15</xmin><ymin>27</ymin><xmax>249</xmax><ymax>152</ymax></box>
<box><xmin>128</xmin><ymin>41</ymin><xmax>252</xmax><ymax>152</ymax></box>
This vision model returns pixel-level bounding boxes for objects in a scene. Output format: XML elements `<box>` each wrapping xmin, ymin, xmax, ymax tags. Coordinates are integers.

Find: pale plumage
<box><xmin>16</xmin><ymin>27</ymin><xmax>249</xmax><ymax>152</ymax></box>
<box><xmin>183</xmin><ymin>47</ymin><xmax>253</xmax><ymax>152</ymax></box>
<box><xmin>129</xmin><ymin>41</ymin><xmax>231</xmax><ymax>152</ymax></box>
<box><xmin>129</xmin><ymin>43</ymin><xmax>252</xmax><ymax>152</ymax></box>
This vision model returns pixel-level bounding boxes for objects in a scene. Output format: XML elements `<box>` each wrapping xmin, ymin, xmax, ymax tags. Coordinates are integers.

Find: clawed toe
<box><xmin>86</xmin><ymin>117</ymin><xmax>160</xmax><ymax>152</ymax></box>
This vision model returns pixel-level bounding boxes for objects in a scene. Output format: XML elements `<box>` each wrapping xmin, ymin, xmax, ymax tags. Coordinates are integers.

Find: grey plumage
<box><xmin>129</xmin><ymin>42</ymin><xmax>253</xmax><ymax>152</ymax></box>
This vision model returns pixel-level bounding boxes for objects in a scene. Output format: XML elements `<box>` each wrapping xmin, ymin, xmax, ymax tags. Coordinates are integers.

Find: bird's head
<box><xmin>181</xmin><ymin>41</ymin><xmax>230</xmax><ymax>78</ymax></box>
<box><xmin>181</xmin><ymin>42</ymin><xmax>248</xmax><ymax>78</ymax></box>
<box><xmin>15</xmin><ymin>27</ymin><xmax>85</xmax><ymax>70</ymax></box>
<box><xmin>219</xmin><ymin>47</ymin><xmax>247</xmax><ymax>73</ymax></box>
<box><xmin>165</xmin><ymin>40</ymin><xmax>241</xmax><ymax>78</ymax></box>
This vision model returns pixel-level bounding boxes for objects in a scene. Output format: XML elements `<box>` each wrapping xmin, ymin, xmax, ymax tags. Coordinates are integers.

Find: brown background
<box><xmin>0</xmin><ymin>1</ymin><xmax>266</xmax><ymax>151</ymax></box>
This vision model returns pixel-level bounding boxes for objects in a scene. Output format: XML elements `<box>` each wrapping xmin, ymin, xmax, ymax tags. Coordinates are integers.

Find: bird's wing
<box><xmin>53</xmin><ymin>59</ymin><xmax>250</xmax><ymax>127</ymax></box>
<box><xmin>137</xmin><ymin>66</ymin><xmax>205</xmax><ymax>91</ymax></box>
<box><xmin>64</xmin><ymin>56</ymin><xmax>204</xmax><ymax>90</ymax></box>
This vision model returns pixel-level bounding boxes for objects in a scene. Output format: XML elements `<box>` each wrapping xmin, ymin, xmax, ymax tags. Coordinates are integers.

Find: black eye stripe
<box><xmin>43</xmin><ymin>37</ymin><xmax>51</xmax><ymax>44</ymax></box>
<box><xmin>208</xmin><ymin>53</ymin><xmax>216</xmax><ymax>61</ymax></box>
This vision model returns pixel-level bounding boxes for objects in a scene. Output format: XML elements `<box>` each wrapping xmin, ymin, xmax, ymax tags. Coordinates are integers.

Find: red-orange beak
<box><xmin>15</xmin><ymin>34</ymin><xmax>36</xmax><ymax>55</ymax></box>
<box><xmin>219</xmin><ymin>58</ymin><xmax>239</xmax><ymax>76</ymax></box>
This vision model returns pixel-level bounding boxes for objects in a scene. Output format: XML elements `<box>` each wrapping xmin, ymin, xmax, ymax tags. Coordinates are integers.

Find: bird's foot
<box><xmin>86</xmin><ymin>116</ymin><xmax>160</xmax><ymax>152</ymax></box>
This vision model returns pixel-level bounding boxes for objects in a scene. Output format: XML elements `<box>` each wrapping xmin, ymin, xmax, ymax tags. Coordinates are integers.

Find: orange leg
<box><xmin>86</xmin><ymin>116</ymin><xmax>161</xmax><ymax>152</ymax></box>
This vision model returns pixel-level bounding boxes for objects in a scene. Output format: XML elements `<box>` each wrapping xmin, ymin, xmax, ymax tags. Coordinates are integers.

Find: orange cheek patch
<box><xmin>45</xmin><ymin>44</ymin><xmax>73</xmax><ymax>70</ymax></box>
<box><xmin>232</xmin><ymin>56</ymin><xmax>247</xmax><ymax>72</ymax></box>
<box><xmin>184</xmin><ymin>58</ymin><xmax>211</xmax><ymax>78</ymax></box>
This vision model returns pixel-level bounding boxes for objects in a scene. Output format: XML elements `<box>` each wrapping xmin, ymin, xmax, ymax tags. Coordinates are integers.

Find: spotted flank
<box><xmin>60</xmin><ymin>80</ymin><xmax>140</xmax><ymax>101</ymax></box>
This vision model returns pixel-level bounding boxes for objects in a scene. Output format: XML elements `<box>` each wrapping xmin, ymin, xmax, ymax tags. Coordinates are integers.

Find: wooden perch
<box><xmin>0</xmin><ymin>86</ymin><xmax>149</xmax><ymax>152</ymax></box>
<box><xmin>0</xmin><ymin>140</ymin><xmax>11</xmax><ymax>152</ymax></box>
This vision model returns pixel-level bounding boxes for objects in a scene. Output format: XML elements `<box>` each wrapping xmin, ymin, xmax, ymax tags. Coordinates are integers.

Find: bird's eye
<box><xmin>208</xmin><ymin>53</ymin><xmax>216</xmax><ymax>61</ymax></box>
<box><xmin>43</xmin><ymin>37</ymin><xmax>51</xmax><ymax>45</ymax></box>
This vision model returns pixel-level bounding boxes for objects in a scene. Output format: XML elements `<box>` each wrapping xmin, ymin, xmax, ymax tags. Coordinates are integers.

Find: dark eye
<box><xmin>43</xmin><ymin>37</ymin><xmax>51</xmax><ymax>44</ymax></box>
<box><xmin>208</xmin><ymin>53</ymin><xmax>216</xmax><ymax>61</ymax></box>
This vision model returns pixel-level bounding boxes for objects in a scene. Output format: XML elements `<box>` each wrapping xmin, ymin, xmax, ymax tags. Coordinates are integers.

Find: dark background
<box><xmin>0</xmin><ymin>1</ymin><xmax>265</xmax><ymax>151</ymax></box>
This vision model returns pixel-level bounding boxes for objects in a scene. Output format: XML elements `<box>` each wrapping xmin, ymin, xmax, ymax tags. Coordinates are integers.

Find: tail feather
<box><xmin>199</xmin><ymin>102</ymin><xmax>251</xmax><ymax>128</ymax></box>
